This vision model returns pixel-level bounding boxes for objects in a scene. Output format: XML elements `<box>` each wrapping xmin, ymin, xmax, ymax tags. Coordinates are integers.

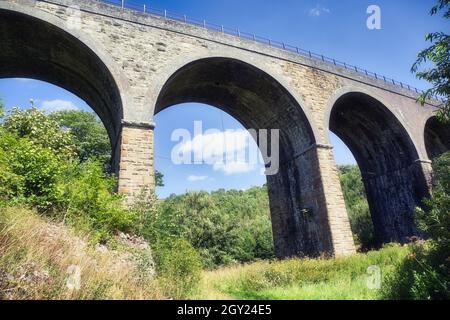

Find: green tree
<box><xmin>49</xmin><ymin>110</ymin><xmax>111</xmax><ymax>165</ymax></box>
<box><xmin>3</xmin><ymin>106</ymin><xmax>75</xmax><ymax>160</ymax></box>
<box><xmin>0</xmin><ymin>105</ymin><xmax>136</xmax><ymax>235</ymax></box>
<box><xmin>49</xmin><ymin>109</ymin><xmax>165</xmax><ymax>186</ymax></box>
<box><xmin>143</xmin><ymin>187</ymin><xmax>274</xmax><ymax>268</ymax></box>
<box><xmin>0</xmin><ymin>106</ymin><xmax>76</xmax><ymax>210</ymax></box>
<box><xmin>155</xmin><ymin>170</ymin><xmax>165</xmax><ymax>187</ymax></box>
<box><xmin>412</xmin><ymin>0</ymin><xmax>450</xmax><ymax>121</ymax></box>
<box><xmin>338</xmin><ymin>165</ymin><xmax>375</xmax><ymax>250</ymax></box>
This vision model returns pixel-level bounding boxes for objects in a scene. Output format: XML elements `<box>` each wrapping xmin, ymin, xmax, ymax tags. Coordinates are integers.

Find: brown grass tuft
<box><xmin>0</xmin><ymin>207</ymin><xmax>165</xmax><ymax>300</ymax></box>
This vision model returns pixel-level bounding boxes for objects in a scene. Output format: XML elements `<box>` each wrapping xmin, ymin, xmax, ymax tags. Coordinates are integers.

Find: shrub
<box><xmin>0</xmin><ymin>106</ymin><xmax>76</xmax><ymax>210</ymax></box>
<box><xmin>153</xmin><ymin>238</ymin><xmax>202</xmax><ymax>299</ymax></box>
<box><xmin>0</xmin><ymin>131</ymin><xmax>65</xmax><ymax>210</ymax></box>
<box><xmin>0</xmin><ymin>132</ymin><xmax>23</xmax><ymax>204</ymax></box>
<box><xmin>57</xmin><ymin>160</ymin><xmax>136</xmax><ymax>241</ymax></box>
<box><xmin>0</xmin><ymin>106</ymin><xmax>134</xmax><ymax>238</ymax></box>
<box><xmin>382</xmin><ymin>152</ymin><xmax>450</xmax><ymax>299</ymax></box>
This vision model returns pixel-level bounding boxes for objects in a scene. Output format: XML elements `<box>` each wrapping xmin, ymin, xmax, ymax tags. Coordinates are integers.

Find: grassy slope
<box><xmin>0</xmin><ymin>206</ymin><xmax>410</xmax><ymax>300</ymax></box>
<box><xmin>0</xmin><ymin>207</ymin><xmax>163</xmax><ymax>300</ymax></box>
<box><xmin>197</xmin><ymin>245</ymin><xmax>409</xmax><ymax>300</ymax></box>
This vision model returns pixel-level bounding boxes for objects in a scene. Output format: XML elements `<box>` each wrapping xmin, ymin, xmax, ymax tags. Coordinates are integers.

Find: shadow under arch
<box><xmin>0</xmin><ymin>4</ymin><xmax>126</xmax><ymax>170</ymax></box>
<box><xmin>424</xmin><ymin>116</ymin><xmax>450</xmax><ymax>160</ymax></box>
<box><xmin>154</xmin><ymin>57</ymin><xmax>337</xmax><ymax>258</ymax></box>
<box><xmin>329</xmin><ymin>92</ymin><xmax>430</xmax><ymax>245</ymax></box>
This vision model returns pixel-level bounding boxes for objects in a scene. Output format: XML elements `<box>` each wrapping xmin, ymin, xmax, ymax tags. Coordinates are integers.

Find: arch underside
<box><xmin>424</xmin><ymin>117</ymin><xmax>450</xmax><ymax>160</ymax></box>
<box><xmin>156</xmin><ymin>58</ymin><xmax>334</xmax><ymax>257</ymax></box>
<box><xmin>0</xmin><ymin>9</ymin><xmax>123</xmax><ymax>159</ymax></box>
<box><xmin>330</xmin><ymin>92</ymin><xmax>429</xmax><ymax>244</ymax></box>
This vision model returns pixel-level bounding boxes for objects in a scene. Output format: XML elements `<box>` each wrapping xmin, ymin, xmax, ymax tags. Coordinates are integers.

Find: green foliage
<box><xmin>338</xmin><ymin>166</ymin><xmax>375</xmax><ymax>250</ymax></box>
<box><xmin>3</xmin><ymin>106</ymin><xmax>75</xmax><ymax>159</ymax></box>
<box><xmin>144</xmin><ymin>168</ymin><xmax>376</xmax><ymax>268</ymax></box>
<box><xmin>0</xmin><ymin>105</ymin><xmax>134</xmax><ymax>238</ymax></box>
<box><xmin>382</xmin><ymin>152</ymin><xmax>450</xmax><ymax>299</ymax></box>
<box><xmin>49</xmin><ymin>109</ymin><xmax>165</xmax><ymax>184</ymax></box>
<box><xmin>0</xmin><ymin>131</ymin><xmax>22</xmax><ymax>203</ymax></box>
<box><xmin>418</xmin><ymin>152</ymin><xmax>450</xmax><ymax>245</ymax></box>
<box><xmin>0</xmin><ymin>130</ymin><xmax>66</xmax><ymax>210</ymax></box>
<box><xmin>155</xmin><ymin>170</ymin><xmax>165</xmax><ymax>187</ymax></box>
<box><xmin>412</xmin><ymin>0</ymin><xmax>449</xmax><ymax>121</ymax></box>
<box><xmin>153</xmin><ymin>238</ymin><xmax>202</xmax><ymax>299</ymax></box>
<box><xmin>142</xmin><ymin>187</ymin><xmax>274</xmax><ymax>269</ymax></box>
<box><xmin>0</xmin><ymin>99</ymin><xmax>4</xmax><ymax>119</ymax></box>
<box><xmin>57</xmin><ymin>160</ymin><xmax>136</xmax><ymax>242</ymax></box>
<box><xmin>49</xmin><ymin>110</ymin><xmax>111</xmax><ymax>165</ymax></box>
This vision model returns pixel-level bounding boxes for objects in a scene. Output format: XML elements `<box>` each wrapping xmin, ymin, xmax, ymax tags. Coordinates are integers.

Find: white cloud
<box><xmin>213</xmin><ymin>161</ymin><xmax>255</xmax><ymax>175</ymax></box>
<box><xmin>41</xmin><ymin>99</ymin><xmax>79</xmax><ymax>112</ymax></box>
<box><xmin>174</xmin><ymin>128</ymin><xmax>262</xmax><ymax>175</ymax></box>
<box><xmin>187</xmin><ymin>175</ymin><xmax>209</xmax><ymax>182</ymax></box>
<box><xmin>309</xmin><ymin>5</ymin><xmax>330</xmax><ymax>17</ymax></box>
<box><xmin>178</xmin><ymin>130</ymin><xmax>250</xmax><ymax>160</ymax></box>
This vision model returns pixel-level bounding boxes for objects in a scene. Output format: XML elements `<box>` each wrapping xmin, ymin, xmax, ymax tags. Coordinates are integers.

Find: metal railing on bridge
<box><xmin>86</xmin><ymin>0</ymin><xmax>430</xmax><ymax>97</ymax></box>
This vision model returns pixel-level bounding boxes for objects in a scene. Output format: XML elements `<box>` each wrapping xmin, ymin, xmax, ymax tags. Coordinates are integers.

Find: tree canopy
<box><xmin>412</xmin><ymin>0</ymin><xmax>450</xmax><ymax>121</ymax></box>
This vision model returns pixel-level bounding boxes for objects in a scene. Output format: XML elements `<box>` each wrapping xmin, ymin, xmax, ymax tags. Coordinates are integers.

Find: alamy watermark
<box><xmin>66</xmin><ymin>265</ymin><xmax>81</xmax><ymax>290</ymax></box>
<box><xmin>171</xmin><ymin>121</ymin><xmax>280</xmax><ymax>175</ymax></box>
<box><xmin>66</xmin><ymin>5</ymin><xmax>82</xmax><ymax>31</ymax></box>
<box><xmin>366</xmin><ymin>265</ymin><xmax>381</xmax><ymax>290</ymax></box>
<box><xmin>367</xmin><ymin>5</ymin><xmax>382</xmax><ymax>30</ymax></box>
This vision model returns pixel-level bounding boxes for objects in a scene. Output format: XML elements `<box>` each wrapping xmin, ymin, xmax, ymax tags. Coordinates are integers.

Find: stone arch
<box><xmin>424</xmin><ymin>116</ymin><xmax>450</xmax><ymax>160</ymax></box>
<box><xmin>144</xmin><ymin>53</ymin><xmax>321</xmax><ymax>140</ymax></box>
<box><xmin>327</xmin><ymin>91</ymin><xmax>430</xmax><ymax>244</ymax></box>
<box><xmin>323</xmin><ymin>86</ymin><xmax>423</xmax><ymax>153</ymax></box>
<box><xmin>0</xmin><ymin>2</ymin><xmax>130</xmax><ymax>168</ymax></box>
<box><xmin>152</xmin><ymin>56</ymin><xmax>354</xmax><ymax>258</ymax></box>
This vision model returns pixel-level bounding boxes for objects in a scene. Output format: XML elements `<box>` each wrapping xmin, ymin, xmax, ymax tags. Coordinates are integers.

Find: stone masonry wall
<box><xmin>117</xmin><ymin>125</ymin><xmax>155</xmax><ymax>197</ymax></box>
<box><xmin>315</xmin><ymin>146</ymin><xmax>356</xmax><ymax>256</ymax></box>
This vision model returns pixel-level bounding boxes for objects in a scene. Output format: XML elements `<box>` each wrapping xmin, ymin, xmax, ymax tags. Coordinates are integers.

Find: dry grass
<box><xmin>0</xmin><ymin>207</ymin><xmax>165</xmax><ymax>300</ymax></box>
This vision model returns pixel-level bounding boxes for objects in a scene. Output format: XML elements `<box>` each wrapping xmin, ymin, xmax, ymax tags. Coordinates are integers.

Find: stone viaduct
<box><xmin>1</xmin><ymin>0</ymin><xmax>449</xmax><ymax>259</ymax></box>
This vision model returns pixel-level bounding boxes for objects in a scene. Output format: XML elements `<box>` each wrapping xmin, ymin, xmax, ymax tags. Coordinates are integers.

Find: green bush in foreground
<box><xmin>57</xmin><ymin>160</ymin><xmax>136</xmax><ymax>242</ymax></box>
<box><xmin>0</xmin><ymin>130</ymin><xmax>66</xmax><ymax>210</ymax></box>
<box><xmin>382</xmin><ymin>152</ymin><xmax>450</xmax><ymax>300</ymax></box>
<box><xmin>153</xmin><ymin>238</ymin><xmax>202</xmax><ymax>299</ymax></box>
<box><xmin>0</xmin><ymin>107</ymin><xmax>135</xmax><ymax>240</ymax></box>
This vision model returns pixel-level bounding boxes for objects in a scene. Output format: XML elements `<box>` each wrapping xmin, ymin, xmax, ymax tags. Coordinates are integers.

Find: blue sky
<box><xmin>0</xmin><ymin>0</ymin><xmax>446</xmax><ymax>197</ymax></box>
